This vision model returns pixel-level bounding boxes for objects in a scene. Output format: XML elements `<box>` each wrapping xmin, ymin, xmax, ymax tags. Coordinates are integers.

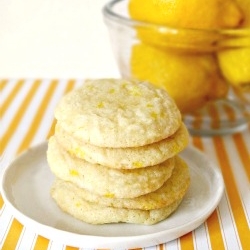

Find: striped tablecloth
<box><xmin>0</xmin><ymin>79</ymin><xmax>249</xmax><ymax>250</ymax></box>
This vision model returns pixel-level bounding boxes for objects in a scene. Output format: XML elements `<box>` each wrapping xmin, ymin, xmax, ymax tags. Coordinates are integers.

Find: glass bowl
<box><xmin>102</xmin><ymin>0</ymin><xmax>250</xmax><ymax>136</ymax></box>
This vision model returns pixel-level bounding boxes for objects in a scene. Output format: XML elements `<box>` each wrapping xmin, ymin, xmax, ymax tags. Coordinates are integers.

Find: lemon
<box><xmin>128</xmin><ymin>0</ymin><xmax>243</xmax><ymax>52</ymax></box>
<box><xmin>217</xmin><ymin>0</ymin><xmax>250</xmax><ymax>92</ymax></box>
<box><xmin>130</xmin><ymin>43</ymin><xmax>228</xmax><ymax>113</ymax></box>
<box><xmin>218</xmin><ymin>39</ymin><xmax>250</xmax><ymax>91</ymax></box>
<box><xmin>128</xmin><ymin>0</ymin><xmax>243</xmax><ymax>29</ymax></box>
<box><xmin>235</xmin><ymin>0</ymin><xmax>250</xmax><ymax>26</ymax></box>
<box><xmin>127</xmin><ymin>0</ymin><xmax>243</xmax><ymax>112</ymax></box>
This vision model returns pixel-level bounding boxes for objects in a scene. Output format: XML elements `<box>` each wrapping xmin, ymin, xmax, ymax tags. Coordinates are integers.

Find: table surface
<box><xmin>0</xmin><ymin>80</ymin><xmax>250</xmax><ymax>250</ymax></box>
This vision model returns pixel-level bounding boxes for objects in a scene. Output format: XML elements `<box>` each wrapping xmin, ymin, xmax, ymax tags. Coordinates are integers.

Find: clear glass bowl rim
<box><xmin>102</xmin><ymin>0</ymin><xmax>250</xmax><ymax>36</ymax></box>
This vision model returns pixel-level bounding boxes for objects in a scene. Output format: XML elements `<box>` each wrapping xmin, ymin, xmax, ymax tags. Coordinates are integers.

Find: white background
<box><xmin>0</xmin><ymin>0</ymin><xmax>119</xmax><ymax>78</ymax></box>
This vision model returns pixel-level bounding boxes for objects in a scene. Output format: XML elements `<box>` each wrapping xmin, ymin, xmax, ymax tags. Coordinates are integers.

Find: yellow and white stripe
<box><xmin>0</xmin><ymin>79</ymin><xmax>249</xmax><ymax>250</ymax></box>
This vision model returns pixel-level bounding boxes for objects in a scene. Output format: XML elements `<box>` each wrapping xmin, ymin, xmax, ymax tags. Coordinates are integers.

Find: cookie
<box><xmin>51</xmin><ymin>179</ymin><xmax>183</xmax><ymax>225</ymax></box>
<box><xmin>51</xmin><ymin>156</ymin><xmax>190</xmax><ymax>210</ymax></box>
<box><xmin>47</xmin><ymin>136</ymin><xmax>175</xmax><ymax>198</ymax></box>
<box><xmin>55</xmin><ymin>122</ymin><xmax>189</xmax><ymax>169</ymax></box>
<box><xmin>54</xmin><ymin>79</ymin><xmax>181</xmax><ymax>147</ymax></box>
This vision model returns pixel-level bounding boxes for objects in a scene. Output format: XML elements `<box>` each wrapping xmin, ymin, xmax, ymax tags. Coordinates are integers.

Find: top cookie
<box><xmin>55</xmin><ymin>79</ymin><xmax>182</xmax><ymax>147</ymax></box>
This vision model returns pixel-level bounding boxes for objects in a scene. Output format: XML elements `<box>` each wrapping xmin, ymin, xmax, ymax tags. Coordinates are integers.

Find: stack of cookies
<box><xmin>47</xmin><ymin>79</ymin><xmax>190</xmax><ymax>225</ymax></box>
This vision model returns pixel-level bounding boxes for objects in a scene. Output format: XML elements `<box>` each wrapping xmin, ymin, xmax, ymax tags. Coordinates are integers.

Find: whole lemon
<box><xmin>128</xmin><ymin>0</ymin><xmax>243</xmax><ymax>29</ymax></box>
<box><xmin>218</xmin><ymin>38</ymin><xmax>250</xmax><ymax>91</ymax></box>
<box><xmin>130</xmin><ymin>43</ymin><xmax>228</xmax><ymax>113</ymax></box>
<box><xmin>217</xmin><ymin>0</ymin><xmax>250</xmax><ymax>92</ymax></box>
<box><xmin>128</xmin><ymin>0</ymin><xmax>243</xmax><ymax>52</ymax></box>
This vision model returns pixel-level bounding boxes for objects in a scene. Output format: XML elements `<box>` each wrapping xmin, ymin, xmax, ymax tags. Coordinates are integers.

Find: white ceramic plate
<box><xmin>0</xmin><ymin>142</ymin><xmax>224</xmax><ymax>249</ymax></box>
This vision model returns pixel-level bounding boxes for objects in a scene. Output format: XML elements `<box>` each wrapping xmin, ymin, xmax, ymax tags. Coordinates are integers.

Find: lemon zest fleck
<box><xmin>69</xmin><ymin>148</ymin><xmax>85</xmax><ymax>159</ymax></box>
<box><xmin>75</xmin><ymin>202</ymin><xmax>81</xmax><ymax>207</ymax></box>
<box><xmin>150</xmin><ymin>111</ymin><xmax>158</xmax><ymax>119</ymax></box>
<box><xmin>129</xmin><ymin>87</ymin><xmax>141</xmax><ymax>96</ymax></box>
<box><xmin>97</xmin><ymin>101</ymin><xmax>104</xmax><ymax>108</ymax></box>
<box><xmin>104</xmin><ymin>193</ymin><xmax>115</xmax><ymax>198</ymax></box>
<box><xmin>69</xmin><ymin>169</ymin><xmax>79</xmax><ymax>176</ymax></box>
<box><xmin>133</xmin><ymin>161</ymin><xmax>143</xmax><ymax>168</ymax></box>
